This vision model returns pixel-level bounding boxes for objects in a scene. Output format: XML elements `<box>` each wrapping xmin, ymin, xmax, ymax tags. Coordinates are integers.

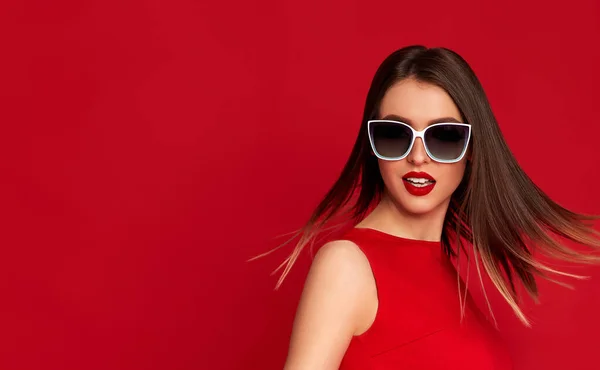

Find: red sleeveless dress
<box><xmin>338</xmin><ymin>227</ymin><xmax>513</xmax><ymax>370</ymax></box>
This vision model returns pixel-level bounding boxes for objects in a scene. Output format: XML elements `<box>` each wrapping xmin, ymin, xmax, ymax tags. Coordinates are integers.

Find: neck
<box><xmin>358</xmin><ymin>191</ymin><xmax>449</xmax><ymax>242</ymax></box>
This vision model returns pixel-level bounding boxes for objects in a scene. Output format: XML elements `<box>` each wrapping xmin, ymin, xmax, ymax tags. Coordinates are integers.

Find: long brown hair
<box><xmin>252</xmin><ymin>45</ymin><xmax>600</xmax><ymax>326</ymax></box>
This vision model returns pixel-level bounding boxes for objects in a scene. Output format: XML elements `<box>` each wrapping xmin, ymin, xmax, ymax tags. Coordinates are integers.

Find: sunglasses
<box><xmin>367</xmin><ymin>120</ymin><xmax>472</xmax><ymax>163</ymax></box>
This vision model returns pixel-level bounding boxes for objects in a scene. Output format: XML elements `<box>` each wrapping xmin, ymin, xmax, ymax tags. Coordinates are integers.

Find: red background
<box><xmin>1</xmin><ymin>1</ymin><xmax>600</xmax><ymax>369</ymax></box>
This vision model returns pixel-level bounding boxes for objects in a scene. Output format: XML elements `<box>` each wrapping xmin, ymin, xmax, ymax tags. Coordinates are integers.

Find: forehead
<box><xmin>379</xmin><ymin>79</ymin><xmax>463</xmax><ymax>127</ymax></box>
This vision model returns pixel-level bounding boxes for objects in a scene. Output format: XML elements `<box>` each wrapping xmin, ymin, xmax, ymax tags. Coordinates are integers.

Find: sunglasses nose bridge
<box><xmin>406</xmin><ymin>133</ymin><xmax>429</xmax><ymax>163</ymax></box>
<box><xmin>412</xmin><ymin>129</ymin><xmax>426</xmax><ymax>141</ymax></box>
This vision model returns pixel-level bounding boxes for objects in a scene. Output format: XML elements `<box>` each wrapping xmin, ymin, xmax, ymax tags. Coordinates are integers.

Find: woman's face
<box><xmin>376</xmin><ymin>78</ymin><xmax>468</xmax><ymax>216</ymax></box>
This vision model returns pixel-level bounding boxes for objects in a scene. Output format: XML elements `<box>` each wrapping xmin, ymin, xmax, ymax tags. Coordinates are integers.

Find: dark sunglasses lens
<box><xmin>424</xmin><ymin>125</ymin><xmax>469</xmax><ymax>161</ymax></box>
<box><xmin>370</xmin><ymin>122</ymin><xmax>412</xmax><ymax>158</ymax></box>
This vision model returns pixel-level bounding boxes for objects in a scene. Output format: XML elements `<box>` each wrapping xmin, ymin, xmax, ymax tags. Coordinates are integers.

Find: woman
<box><xmin>265</xmin><ymin>45</ymin><xmax>600</xmax><ymax>369</ymax></box>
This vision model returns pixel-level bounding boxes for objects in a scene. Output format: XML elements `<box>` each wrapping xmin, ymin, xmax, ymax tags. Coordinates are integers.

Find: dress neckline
<box><xmin>351</xmin><ymin>227</ymin><xmax>442</xmax><ymax>248</ymax></box>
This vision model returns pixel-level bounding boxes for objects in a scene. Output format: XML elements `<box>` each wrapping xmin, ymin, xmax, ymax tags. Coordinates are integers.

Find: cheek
<box><xmin>440</xmin><ymin>162</ymin><xmax>467</xmax><ymax>189</ymax></box>
<box><xmin>378</xmin><ymin>160</ymin><xmax>403</xmax><ymax>182</ymax></box>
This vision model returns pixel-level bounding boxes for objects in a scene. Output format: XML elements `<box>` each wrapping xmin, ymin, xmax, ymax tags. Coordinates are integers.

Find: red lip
<box><xmin>402</xmin><ymin>171</ymin><xmax>436</xmax><ymax>196</ymax></box>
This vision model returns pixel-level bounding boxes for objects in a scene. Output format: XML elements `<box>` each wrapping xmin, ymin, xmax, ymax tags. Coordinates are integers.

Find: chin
<box><xmin>393</xmin><ymin>189</ymin><xmax>448</xmax><ymax>216</ymax></box>
<box><xmin>399</xmin><ymin>199</ymin><xmax>440</xmax><ymax>215</ymax></box>
<box><xmin>384</xmin><ymin>180</ymin><xmax>451</xmax><ymax>216</ymax></box>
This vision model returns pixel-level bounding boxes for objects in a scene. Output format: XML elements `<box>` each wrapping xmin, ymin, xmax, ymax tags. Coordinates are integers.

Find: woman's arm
<box><xmin>283</xmin><ymin>240</ymin><xmax>378</xmax><ymax>370</ymax></box>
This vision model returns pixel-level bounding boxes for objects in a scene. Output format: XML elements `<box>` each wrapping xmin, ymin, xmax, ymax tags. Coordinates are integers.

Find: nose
<box><xmin>406</xmin><ymin>137</ymin><xmax>429</xmax><ymax>165</ymax></box>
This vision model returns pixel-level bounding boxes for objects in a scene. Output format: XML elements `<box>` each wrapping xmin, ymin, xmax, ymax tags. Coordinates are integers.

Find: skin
<box><xmin>283</xmin><ymin>78</ymin><xmax>469</xmax><ymax>370</ymax></box>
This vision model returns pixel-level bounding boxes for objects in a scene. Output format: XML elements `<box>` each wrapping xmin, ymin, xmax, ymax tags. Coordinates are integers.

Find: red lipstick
<box><xmin>402</xmin><ymin>171</ymin><xmax>436</xmax><ymax>196</ymax></box>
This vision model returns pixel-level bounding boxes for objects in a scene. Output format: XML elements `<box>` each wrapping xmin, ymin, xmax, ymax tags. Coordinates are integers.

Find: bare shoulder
<box><xmin>306</xmin><ymin>240</ymin><xmax>375</xmax><ymax>312</ymax></box>
<box><xmin>312</xmin><ymin>239</ymin><xmax>371</xmax><ymax>274</ymax></box>
<box><xmin>283</xmin><ymin>240</ymin><xmax>377</xmax><ymax>370</ymax></box>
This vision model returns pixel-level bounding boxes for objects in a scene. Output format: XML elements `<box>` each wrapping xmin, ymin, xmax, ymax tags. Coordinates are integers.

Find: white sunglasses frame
<box><xmin>367</xmin><ymin>120</ymin><xmax>472</xmax><ymax>163</ymax></box>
